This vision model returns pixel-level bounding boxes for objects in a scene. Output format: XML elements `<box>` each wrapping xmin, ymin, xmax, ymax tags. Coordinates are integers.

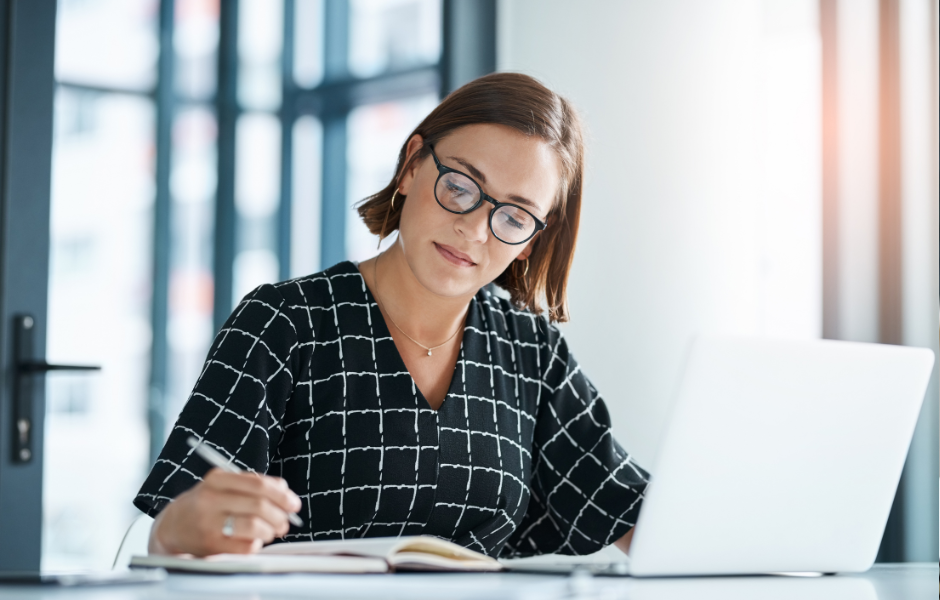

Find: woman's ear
<box><xmin>515</xmin><ymin>215</ymin><xmax>550</xmax><ymax>262</ymax></box>
<box><xmin>397</xmin><ymin>134</ymin><xmax>425</xmax><ymax>195</ymax></box>
<box><xmin>515</xmin><ymin>237</ymin><xmax>537</xmax><ymax>262</ymax></box>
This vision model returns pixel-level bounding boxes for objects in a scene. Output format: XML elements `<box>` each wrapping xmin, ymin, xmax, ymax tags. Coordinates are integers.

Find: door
<box><xmin>0</xmin><ymin>0</ymin><xmax>58</xmax><ymax>572</ymax></box>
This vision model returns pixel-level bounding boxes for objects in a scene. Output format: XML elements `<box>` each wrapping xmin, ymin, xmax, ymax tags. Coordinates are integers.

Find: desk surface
<box><xmin>0</xmin><ymin>563</ymin><xmax>935</xmax><ymax>600</ymax></box>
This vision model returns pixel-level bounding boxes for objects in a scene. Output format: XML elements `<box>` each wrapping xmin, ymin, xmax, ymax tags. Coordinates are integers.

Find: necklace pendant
<box><xmin>427</xmin><ymin>349</ymin><xmax>433</xmax><ymax>356</ymax></box>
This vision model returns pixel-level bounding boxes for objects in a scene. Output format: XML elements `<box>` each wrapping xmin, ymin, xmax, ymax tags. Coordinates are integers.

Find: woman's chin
<box><xmin>421</xmin><ymin>277</ymin><xmax>479</xmax><ymax>300</ymax></box>
<box><xmin>414</xmin><ymin>263</ymin><xmax>484</xmax><ymax>299</ymax></box>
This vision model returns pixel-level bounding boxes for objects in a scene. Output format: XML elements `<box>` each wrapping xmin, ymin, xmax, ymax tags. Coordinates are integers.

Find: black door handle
<box><xmin>18</xmin><ymin>361</ymin><xmax>101</xmax><ymax>374</ymax></box>
<box><xmin>12</xmin><ymin>315</ymin><xmax>101</xmax><ymax>463</ymax></box>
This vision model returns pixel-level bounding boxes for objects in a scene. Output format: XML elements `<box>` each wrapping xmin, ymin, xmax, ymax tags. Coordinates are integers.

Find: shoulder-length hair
<box><xmin>356</xmin><ymin>72</ymin><xmax>584</xmax><ymax>323</ymax></box>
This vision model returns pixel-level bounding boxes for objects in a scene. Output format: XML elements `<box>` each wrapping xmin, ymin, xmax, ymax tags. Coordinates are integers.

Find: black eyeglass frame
<box><xmin>428</xmin><ymin>145</ymin><xmax>548</xmax><ymax>245</ymax></box>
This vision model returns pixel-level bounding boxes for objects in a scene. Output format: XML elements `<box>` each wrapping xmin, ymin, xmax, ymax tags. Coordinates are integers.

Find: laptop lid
<box><xmin>628</xmin><ymin>336</ymin><xmax>934</xmax><ymax>577</ymax></box>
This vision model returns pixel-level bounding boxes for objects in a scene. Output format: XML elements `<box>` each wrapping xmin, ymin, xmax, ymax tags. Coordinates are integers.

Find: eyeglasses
<box><xmin>429</xmin><ymin>145</ymin><xmax>547</xmax><ymax>245</ymax></box>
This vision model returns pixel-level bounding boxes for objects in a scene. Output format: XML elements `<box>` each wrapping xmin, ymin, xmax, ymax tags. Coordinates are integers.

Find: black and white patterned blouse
<box><xmin>135</xmin><ymin>261</ymin><xmax>649</xmax><ymax>557</ymax></box>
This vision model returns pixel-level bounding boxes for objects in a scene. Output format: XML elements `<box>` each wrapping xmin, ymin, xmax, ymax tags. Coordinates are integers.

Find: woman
<box><xmin>135</xmin><ymin>73</ymin><xmax>649</xmax><ymax>558</ymax></box>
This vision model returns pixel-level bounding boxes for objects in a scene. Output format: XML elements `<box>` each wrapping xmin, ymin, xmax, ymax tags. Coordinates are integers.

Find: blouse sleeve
<box><xmin>134</xmin><ymin>283</ymin><xmax>300</xmax><ymax>517</ymax></box>
<box><xmin>504</xmin><ymin>323</ymin><xmax>650</xmax><ymax>557</ymax></box>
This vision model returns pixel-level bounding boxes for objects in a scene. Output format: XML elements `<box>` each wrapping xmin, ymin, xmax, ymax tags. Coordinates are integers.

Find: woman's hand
<box><xmin>614</xmin><ymin>527</ymin><xmax>635</xmax><ymax>555</ymax></box>
<box><xmin>149</xmin><ymin>468</ymin><xmax>302</xmax><ymax>557</ymax></box>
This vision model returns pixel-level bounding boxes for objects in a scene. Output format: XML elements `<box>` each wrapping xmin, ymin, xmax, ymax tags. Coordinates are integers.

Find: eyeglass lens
<box><xmin>435</xmin><ymin>171</ymin><xmax>537</xmax><ymax>244</ymax></box>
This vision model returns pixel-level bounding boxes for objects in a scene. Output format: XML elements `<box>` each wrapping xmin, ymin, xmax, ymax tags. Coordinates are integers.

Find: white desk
<box><xmin>0</xmin><ymin>564</ymin><xmax>934</xmax><ymax>599</ymax></box>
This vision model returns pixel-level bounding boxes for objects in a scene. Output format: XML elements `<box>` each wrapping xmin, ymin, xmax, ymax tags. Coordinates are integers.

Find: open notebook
<box><xmin>130</xmin><ymin>536</ymin><xmax>503</xmax><ymax>574</ymax></box>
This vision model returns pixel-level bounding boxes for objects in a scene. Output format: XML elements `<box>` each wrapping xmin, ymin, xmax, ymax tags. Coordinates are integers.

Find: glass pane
<box><xmin>239</xmin><ymin>0</ymin><xmax>284</xmax><ymax>111</ymax></box>
<box><xmin>166</xmin><ymin>106</ymin><xmax>218</xmax><ymax>432</ymax></box>
<box><xmin>291</xmin><ymin>116</ymin><xmax>323</xmax><ymax>277</ymax></box>
<box><xmin>293</xmin><ymin>0</ymin><xmax>325</xmax><ymax>88</ymax></box>
<box><xmin>346</xmin><ymin>94</ymin><xmax>438</xmax><ymax>263</ymax></box>
<box><xmin>234</xmin><ymin>112</ymin><xmax>281</xmax><ymax>305</ymax></box>
<box><xmin>55</xmin><ymin>0</ymin><xmax>159</xmax><ymax>91</ymax></box>
<box><xmin>44</xmin><ymin>89</ymin><xmax>155</xmax><ymax>570</ymax></box>
<box><xmin>175</xmin><ymin>0</ymin><xmax>220</xmax><ymax>101</ymax></box>
<box><xmin>349</xmin><ymin>0</ymin><xmax>442</xmax><ymax>78</ymax></box>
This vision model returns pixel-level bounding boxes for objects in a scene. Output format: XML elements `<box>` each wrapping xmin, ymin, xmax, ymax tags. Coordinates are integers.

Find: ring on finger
<box><xmin>222</xmin><ymin>515</ymin><xmax>236</xmax><ymax>537</ymax></box>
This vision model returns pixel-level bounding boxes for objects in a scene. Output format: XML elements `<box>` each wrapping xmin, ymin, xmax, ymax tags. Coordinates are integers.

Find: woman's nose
<box><xmin>456</xmin><ymin>207</ymin><xmax>489</xmax><ymax>243</ymax></box>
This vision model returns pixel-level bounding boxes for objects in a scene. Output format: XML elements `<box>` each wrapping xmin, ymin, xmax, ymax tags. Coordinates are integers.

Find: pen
<box><xmin>186</xmin><ymin>436</ymin><xmax>304</xmax><ymax>527</ymax></box>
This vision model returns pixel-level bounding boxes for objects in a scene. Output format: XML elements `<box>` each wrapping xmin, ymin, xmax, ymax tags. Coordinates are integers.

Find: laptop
<box><xmin>503</xmin><ymin>335</ymin><xmax>935</xmax><ymax>577</ymax></box>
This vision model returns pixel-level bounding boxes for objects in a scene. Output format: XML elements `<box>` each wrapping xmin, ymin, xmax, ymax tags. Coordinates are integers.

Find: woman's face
<box><xmin>395</xmin><ymin>123</ymin><xmax>560</xmax><ymax>300</ymax></box>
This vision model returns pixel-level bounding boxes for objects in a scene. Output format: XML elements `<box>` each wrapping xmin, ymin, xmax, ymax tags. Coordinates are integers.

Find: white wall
<box><xmin>498</xmin><ymin>0</ymin><xmax>822</xmax><ymax>467</ymax></box>
<box><xmin>898</xmin><ymin>0</ymin><xmax>940</xmax><ymax>561</ymax></box>
<box><xmin>833</xmin><ymin>0</ymin><xmax>880</xmax><ymax>343</ymax></box>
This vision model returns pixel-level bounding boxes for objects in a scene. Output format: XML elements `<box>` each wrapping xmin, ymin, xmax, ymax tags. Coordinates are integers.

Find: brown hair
<box><xmin>356</xmin><ymin>72</ymin><xmax>584</xmax><ymax>323</ymax></box>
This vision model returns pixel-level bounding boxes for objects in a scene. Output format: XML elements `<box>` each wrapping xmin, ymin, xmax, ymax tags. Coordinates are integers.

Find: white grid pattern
<box><xmin>135</xmin><ymin>261</ymin><xmax>648</xmax><ymax>557</ymax></box>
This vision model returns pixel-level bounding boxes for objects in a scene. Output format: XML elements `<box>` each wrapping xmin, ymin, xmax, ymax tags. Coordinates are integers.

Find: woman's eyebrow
<box><xmin>449</xmin><ymin>155</ymin><xmax>488</xmax><ymax>183</ymax></box>
<box><xmin>505</xmin><ymin>193</ymin><xmax>541</xmax><ymax>212</ymax></box>
<box><xmin>448</xmin><ymin>155</ymin><xmax>543</xmax><ymax>213</ymax></box>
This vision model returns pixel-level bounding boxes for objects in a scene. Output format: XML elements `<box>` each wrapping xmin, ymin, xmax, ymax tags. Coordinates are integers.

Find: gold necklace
<box><xmin>372</xmin><ymin>253</ymin><xmax>463</xmax><ymax>357</ymax></box>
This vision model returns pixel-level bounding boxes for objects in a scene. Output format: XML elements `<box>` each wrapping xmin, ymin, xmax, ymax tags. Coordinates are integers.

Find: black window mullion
<box><xmin>278</xmin><ymin>0</ymin><xmax>296</xmax><ymax>281</ymax></box>
<box><xmin>441</xmin><ymin>0</ymin><xmax>496</xmax><ymax>95</ymax></box>
<box><xmin>319</xmin><ymin>0</ymin><xmax>350</xmax><ymax>269</ymax></box>
<box><xmin>320</xmin><ymin>114</ymin><xmax>348</xmax><ymax>269</ymax></box>
<box><xmin>54</xmin><ymin>80</ymin><xmax>155</xmax><ymax>98</ymax></box>
<box><xmin>213</xmin><ymin>0</ymin><xmax>240</xmax><ymax>332</ymax></box>
<box><xmin>293</xmin><ymin>67</ymin><xmax>440</xmax><ymax>118</ymax></box>
<box><xmin>323</xmin><ymin>0</ymin><xmax>349</xmax><ymax>81</ymax></box>
<box><xmin>147</xmin><ymin>0</ymin><xmax>176</xmax><ymax>464</ymax></box>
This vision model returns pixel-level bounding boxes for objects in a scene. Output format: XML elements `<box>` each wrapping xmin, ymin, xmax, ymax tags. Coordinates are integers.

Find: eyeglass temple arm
<box><xmin>428</xmin><ymin>144</ymin><xmax>441</xmax><ymax>167</ymax></box>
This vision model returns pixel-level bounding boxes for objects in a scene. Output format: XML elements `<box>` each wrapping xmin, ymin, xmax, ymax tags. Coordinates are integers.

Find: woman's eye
<box><xmin>446</xmin><ymin>181</ymin><xmax>470</xmax><ymax>196</ymax></box>
<box><xmin>499</xmin><ymin>211</ymin><xmax>528</xmax><ymax>230</ymax></box>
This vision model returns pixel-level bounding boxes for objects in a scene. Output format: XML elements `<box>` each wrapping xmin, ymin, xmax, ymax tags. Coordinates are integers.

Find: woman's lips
<box><xmin>434</xmin><ymin>242</ymin><xmax>476</xmax><ymax>267</ymax></box>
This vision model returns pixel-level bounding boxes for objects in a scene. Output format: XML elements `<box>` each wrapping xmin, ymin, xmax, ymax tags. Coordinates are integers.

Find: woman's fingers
<box><xmin>204</xmin><ymin>469</ymin><xmax>302</xmax><ymax>515</ymax></box>
<box><xmin>217</xmin><ymin>513</ymin><xmax>279</xmax><ymax>544</ymax></box>
<box><xmin>205</xmin><ymin>532</ymin><xmax>263</xmax><ymax>556</ymax></box>
<box><xmin>151</xmin><ymin>469</ymin><xmax>303</xmax><ymax>557</ymax></box>
<box><xmin>205</xmin><ymin>490</ymin><xmax>291</xmax><ymax>538</ymax></box>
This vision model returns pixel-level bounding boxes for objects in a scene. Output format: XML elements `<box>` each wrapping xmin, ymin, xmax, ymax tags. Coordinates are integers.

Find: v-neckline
<box><xmin>351</xmin><ymin>262</ymin><xmax>469</xmax><ymax>413</ymax></box>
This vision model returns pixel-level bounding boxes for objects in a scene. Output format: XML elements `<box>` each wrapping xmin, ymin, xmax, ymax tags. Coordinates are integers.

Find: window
<box><xmin>43</xmin><ymin>0</ymin><xmax>493</xmax><ymax>569</ymax></box>
<box><xmin>46</xmin><ymin>0</ymin><xmax>158</xmax><ymax>570</ymax></box>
